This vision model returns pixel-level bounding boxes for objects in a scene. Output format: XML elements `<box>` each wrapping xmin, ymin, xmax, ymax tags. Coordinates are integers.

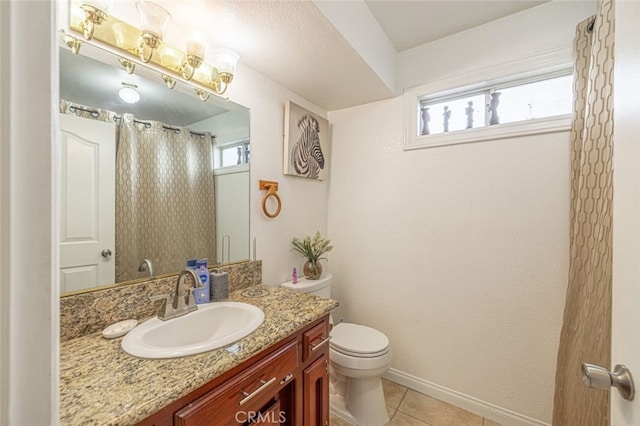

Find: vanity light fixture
<box><xmin>68</xmin><ymin>0</ymin><xmax>240</xmax><ymax>98</ymax></box>
<box><xmin>211</xmin><ymin>48</ymin><xmax>239</xmax><ymax>95</ymax></box>
<box><xmin>119</xmin><ymin>57</ymin><xmax>136</xmax><ymax>74</ymax></box>
<box><xmin>119</xmin><ymin>83</ymin><xmax>140</xmax><ymax>104</ymax></box>
<box><xmin>136</xmin><ymin>0</ymin><xmax>171</xmax><ymax>63</ymax></box>
<box><xmin>182</xmin><ymin>30</ymin><xmax>209</xmax><ymax>80</ymax></box>
<box><xmin>158</xmin><ymin>45</ymin><xmax>184</xmax><ymax>73</ymax></box>
<box><xmin>195</xmin><ymin>88</ymin><xmax>210</xmax><ymax>102</ymax></box>
<box><xmin>63</xmin><ymin>34</ymin><xmax>82</xmax><ymax>54</ymax></box>
<box><xmin>162</xmin><ymin>74</ymin><xmax>177</xmax><ymax>89</ymax></box>
<box><xmin>79</xmin><ymin>0</ymin><xmax>112</xmax><ymax>40</ymax></box>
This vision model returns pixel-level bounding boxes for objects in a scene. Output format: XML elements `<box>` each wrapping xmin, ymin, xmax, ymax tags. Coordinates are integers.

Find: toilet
<box><xmin>281</xmin><ymin>273</ymin><xmax>392</xmax><ymax>426</ymax></box>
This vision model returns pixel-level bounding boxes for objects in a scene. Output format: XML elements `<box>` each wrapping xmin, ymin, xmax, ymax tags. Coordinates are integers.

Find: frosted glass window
<box><xmin>418</xmin><ymin>72</ymin><xmax>572</xmax><ymax>137</ymax></box>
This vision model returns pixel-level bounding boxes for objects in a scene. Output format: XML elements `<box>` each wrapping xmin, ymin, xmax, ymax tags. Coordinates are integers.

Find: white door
<box><xmin>611</xmin><ymin>0</ymin><xmax>640</xmax><ymax>423</ymax></box>
<box><xmin>59</xmin><ymin>114</ymin><xmax>116</xmax><ymax>293</ymax></box>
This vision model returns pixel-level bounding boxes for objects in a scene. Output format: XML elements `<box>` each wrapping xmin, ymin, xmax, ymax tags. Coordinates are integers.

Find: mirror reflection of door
<box><xmin>59</xmin><ymin>114</ymin><xmax>116</xmax><ymax>293</ymax></box>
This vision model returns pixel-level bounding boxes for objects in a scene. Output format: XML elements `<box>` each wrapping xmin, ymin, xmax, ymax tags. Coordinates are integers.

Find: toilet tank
<box><xmin>281</xmin><ymin>272</ymin><xmax>332</xmax><ymax>298</ymax></box>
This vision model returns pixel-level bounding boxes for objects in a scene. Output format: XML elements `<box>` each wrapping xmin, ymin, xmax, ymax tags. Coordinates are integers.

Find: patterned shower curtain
<box><xmin>60</xmin><ymin>101</ymin><xmax>217</xmax><ymax>282</ymax></box>
<box><xmin>553</xmin><ymin>0</ymin><xmax>615</xmax><ymax>424</ymax></box>
<box><xmin>115</xmin><ymin>115</ymin><xmax>217</xmax><ymax>282</ymax></box>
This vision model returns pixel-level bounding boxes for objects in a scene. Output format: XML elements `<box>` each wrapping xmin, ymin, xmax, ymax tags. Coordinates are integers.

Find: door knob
<box><xmin>101</xmin><ymin>249</ymin><xmax>112</xmax><ymax>258</ymax></box>
<box><xmin>582</xmin><ymin>363</ymin><xmax>635</xmax><ymax>401</ymax></box>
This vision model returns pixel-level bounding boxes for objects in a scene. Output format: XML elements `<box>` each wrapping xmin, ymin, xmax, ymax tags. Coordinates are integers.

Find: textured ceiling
<box><xmin>221</xmin><ymin>0</ymin><xmax>397</xmax><ymax>110</ymax></box>
<box><xmin>63</xmin><ymin>0</ymin><xmax>552</xmax><ymax>113</ymax></box>
<box><xmin>106</xmin><ymin>0</ymin><xmax>396</xmax><ymax>111</ymax></box>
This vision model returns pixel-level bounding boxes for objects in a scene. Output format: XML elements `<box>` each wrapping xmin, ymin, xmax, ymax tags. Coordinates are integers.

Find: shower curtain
<box><xmin>553</xmin><ymin>0</ymin><xmax>615</xmax><ymax>424</ymax></box>
<box><xmin>115</xmin><ymin>115</ymin><xmax>216</xmax><ymax>282</ymax></box>
<box><xmin>60</xmin><ymin>101</ymin><xmax>217</xmax><ymax>282</ymax></box>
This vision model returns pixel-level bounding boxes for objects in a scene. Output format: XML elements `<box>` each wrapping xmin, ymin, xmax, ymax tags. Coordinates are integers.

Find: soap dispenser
<box><xmin>194</xmin><ymin>259</ymin><xmax>210</xmax><ymax>304</ymax></box>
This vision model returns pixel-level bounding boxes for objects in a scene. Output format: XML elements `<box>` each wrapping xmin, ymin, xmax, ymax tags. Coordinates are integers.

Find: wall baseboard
<box><xmin>384</xmin><ymin>369</ymin><xmax>550</xmax><ymax>426</ymax></box>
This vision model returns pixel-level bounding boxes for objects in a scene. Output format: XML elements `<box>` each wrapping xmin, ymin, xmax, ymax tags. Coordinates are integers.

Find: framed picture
<box><xmin>283</xmin><ymin>101</ymin><xmax>330</xmax><ymax>180</ymax></box>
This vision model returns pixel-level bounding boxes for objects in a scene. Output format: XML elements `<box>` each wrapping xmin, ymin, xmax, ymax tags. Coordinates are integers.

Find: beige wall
<box><xmin>225</xmin><ymin>64</ymin><xmax>330</xmax><ymax>286</ymax></box>
<box><xmin>326</xmin><ymin>2</ymin><xmax>595</xmax><ymax>424</ymax></box>
<box><xmin>1</xmin><ymin>2</ymin><xmax>59</xmax><ymax>424</ymax></box>
<box><xmin>328</xmin><ymin>97</ymin><xmax>569</xmax><ymax>423</ymax></box>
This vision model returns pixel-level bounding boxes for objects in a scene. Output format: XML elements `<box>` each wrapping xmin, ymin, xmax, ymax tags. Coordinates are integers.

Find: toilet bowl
<box><xmin>329</xmin><ymin>322</ymin><xmax>392</xmax><ymax>425</ymax></box>
<box><xmin>281</xmin><ymin>273</ymin><xmax>392</xmax><ymax>426</ymax></box>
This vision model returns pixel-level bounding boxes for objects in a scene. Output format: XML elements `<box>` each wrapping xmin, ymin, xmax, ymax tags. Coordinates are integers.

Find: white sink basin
<box><xmin>121</xmin><ymin>302</ymin><xmax>264</xmax><ymax>359</ymax></box>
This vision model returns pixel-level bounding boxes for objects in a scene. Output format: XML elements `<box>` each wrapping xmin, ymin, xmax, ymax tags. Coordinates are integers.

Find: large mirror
<box><xmin>58</xmin><ymin>42</ymin><xmax>250</xmax><ymax>296</ymax></box>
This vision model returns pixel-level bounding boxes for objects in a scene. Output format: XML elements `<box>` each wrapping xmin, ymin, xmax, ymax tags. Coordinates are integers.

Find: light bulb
<box><xmin>186</xmin><ymin>30</ymin><xmax>209</xmax><ymax>59</ymax></box>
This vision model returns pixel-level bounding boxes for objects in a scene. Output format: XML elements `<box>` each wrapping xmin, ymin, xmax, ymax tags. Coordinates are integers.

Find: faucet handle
<box><xmin>148</xmin><ymin>293</ymin><xmax>173</xmax><ymax>319</ymax></box>
<box><xmin>148</xmin><ymin>293</ymin><xmax>171</xmax><ymax>302</ymax></box>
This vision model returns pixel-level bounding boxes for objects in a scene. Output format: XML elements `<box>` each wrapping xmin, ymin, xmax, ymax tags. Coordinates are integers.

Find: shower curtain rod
<box><xmin>67</xmin><ymin>105</ymin><xmax>208</xmax><ymax>138</ymax></box>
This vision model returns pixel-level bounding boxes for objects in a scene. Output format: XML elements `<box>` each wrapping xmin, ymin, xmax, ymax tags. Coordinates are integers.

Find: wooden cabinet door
<box><xmin>248</xmin><ymin>400</ymin><xmax>283</xmax><ymax>425</ymax></box>
<box><xmin>302</xmin><ymin>321</ymin><xmax>330</xmax><ymax>362</ymax></box>
<box><xmin>303</xmin><ymin>354</ymin><xmax>329</xmax><ymax>426</ymax></box>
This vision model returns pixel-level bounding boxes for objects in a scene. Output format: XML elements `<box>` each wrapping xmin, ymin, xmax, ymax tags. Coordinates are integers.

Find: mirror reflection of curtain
<box><xmin>116</xmin><ymin>115</ymin><xmax>216</xmax><ymax>282</ymax></box>
<box><xmin>553</xmin><ymin>0</ymin><xmax>614</xmax><ymax>423</ymax></box>
<box><xmin>60</xmin><ymin>101</ymin><xmax>217</xmax><ymax>282</ymax></box>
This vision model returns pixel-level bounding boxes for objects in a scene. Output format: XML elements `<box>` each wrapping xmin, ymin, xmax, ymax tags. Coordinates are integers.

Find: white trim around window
<box><xmin>403</xmin><ymin>45</ymin><xmax>574</xmax><ymax>150</ymax></box>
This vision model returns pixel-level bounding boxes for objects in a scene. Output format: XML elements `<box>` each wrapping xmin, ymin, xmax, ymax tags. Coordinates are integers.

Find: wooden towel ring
<box><xmin>259</xmin><ymin>180</ymin><xmax>281</xmax><ymax>218</ymax></box>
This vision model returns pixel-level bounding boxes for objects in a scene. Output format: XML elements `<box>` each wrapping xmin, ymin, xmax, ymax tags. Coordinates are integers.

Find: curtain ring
<box><xmin>259</xmin><ymin>180</ymin><xmax>282</xmax><ymax>218</ymax></box>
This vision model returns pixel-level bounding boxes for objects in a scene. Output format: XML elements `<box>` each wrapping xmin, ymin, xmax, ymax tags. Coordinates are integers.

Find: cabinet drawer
<box><xmin>175</xmin><ymin>340</ymin><xmax>298</xmax><ymax>426</ymax></box>
<box><xmin>302</xmin><ymin>320</ymin><xmax>330</xmax><ymax>361</ymax></box>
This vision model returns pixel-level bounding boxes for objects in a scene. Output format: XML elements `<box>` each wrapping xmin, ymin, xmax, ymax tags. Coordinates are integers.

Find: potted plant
<box><xmin>291</xmin><ymin>231</ymin><xmax>333</xmax><ymax>280</ymax></box>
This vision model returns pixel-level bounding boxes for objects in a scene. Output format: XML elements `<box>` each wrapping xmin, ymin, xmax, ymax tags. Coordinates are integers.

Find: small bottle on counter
<box><xmin>292</xmin><ymin>267</ymin><xmax>298</xmax><ymax>284</ymax></box>
<box><xmin>194</xmin><ymin>259</ymin><xmax>210</xmax><ymax>304</ymax></box>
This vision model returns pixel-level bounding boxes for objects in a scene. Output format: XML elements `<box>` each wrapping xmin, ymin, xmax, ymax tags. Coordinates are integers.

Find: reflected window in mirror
<box><xmin>218</xmin><ymin>140</ymin><xmax>250</xmax><ymax>168</ymax></box>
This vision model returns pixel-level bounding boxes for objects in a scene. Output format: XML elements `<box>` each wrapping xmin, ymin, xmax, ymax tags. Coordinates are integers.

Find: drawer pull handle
<box><xmin>239</xmin><ymin>377</ymin><xmax>276</xmax><ymax>406</ymax></box>
<box><xmin>310</xmin><ymin>336</ymin><xmax>331</xmax><ymax>352</ymax></box>
<box><xmin>280</xmin><ymin>373</ymin><xmax>293</xmax><ymax>384</ymax></box>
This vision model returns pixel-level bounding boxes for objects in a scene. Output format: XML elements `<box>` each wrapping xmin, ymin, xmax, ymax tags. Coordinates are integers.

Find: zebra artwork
<box><xmin>290</xmin><ymin>114</ymin><xmax>325</xmax><ymax>179</ymax></box>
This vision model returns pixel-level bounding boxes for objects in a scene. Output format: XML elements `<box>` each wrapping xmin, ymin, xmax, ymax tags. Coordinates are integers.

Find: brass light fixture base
<box><xmin>80</xmin><ymin>4</ymin><xmax>108</xmax><ymax>40</ymax></box>
<box><xmin>119</xmin><ymin>57</ymin><xmax>136</xmax><ymax>74</ymax></box>
<box><xmin>162</xmin><ymin>74</ymin><xmax>177</xmax><ymax>89</ymax></box>
<box><xmin>195</xmin><ymin>89</ymin><xmax>210</xmax><ymax>102</ymax></box>
<box><xmin>63</xmin><ymin>34</ymin><xmax>82</xmax><ymax>54</ymax></box>
<box><xmin>139</xmin><ymin>32</ymin><xmax>162</xmax><ymax>63</ymax></box>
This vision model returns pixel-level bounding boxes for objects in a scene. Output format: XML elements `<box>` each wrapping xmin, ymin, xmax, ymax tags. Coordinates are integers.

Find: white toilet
<box><xmin>281</xmin><ymin>273</ymin><xmax>392</xmax><ymax>426</ymax></box>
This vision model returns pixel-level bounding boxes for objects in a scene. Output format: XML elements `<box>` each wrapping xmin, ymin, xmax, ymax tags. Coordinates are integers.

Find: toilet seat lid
<box><xmin>330</xmin><ymin>323</ymin><xmax>389</xmax><ymax>356</ymax></box>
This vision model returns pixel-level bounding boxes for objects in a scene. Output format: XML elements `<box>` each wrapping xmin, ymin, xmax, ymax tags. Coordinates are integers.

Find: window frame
<box><xmin>403</xmin><ymin>46</ymin><xmax>574</xmax><ymax>151</ymax></box>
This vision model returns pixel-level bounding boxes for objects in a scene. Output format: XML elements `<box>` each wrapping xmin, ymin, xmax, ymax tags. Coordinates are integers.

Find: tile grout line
<box><xmin>394</xmin><ymin>387</ymin><xmax>409</xmax><ymax>415</ymax></box>
<box><xmin>397</xmin><ymin>410</ymin><xmax>436</xmax><ymax>426</ymax></box>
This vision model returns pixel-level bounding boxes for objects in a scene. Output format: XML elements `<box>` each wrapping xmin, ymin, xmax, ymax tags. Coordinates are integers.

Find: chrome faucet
<box><xmin>138</xmin><ymin>258</ymin><xmax>155</xmax><ymax>277</ymax></box>
<box><xmin>149</xmin><ymin>269</ymin><xmax>203</xmax><ymax>321</ymax></box>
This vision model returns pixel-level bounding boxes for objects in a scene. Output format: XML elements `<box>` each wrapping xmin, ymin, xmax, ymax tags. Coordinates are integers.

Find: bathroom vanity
<box><xmin>59</xmin><ymin>287</ymin><xmax>338</xmax><ymax>425</ymax></box>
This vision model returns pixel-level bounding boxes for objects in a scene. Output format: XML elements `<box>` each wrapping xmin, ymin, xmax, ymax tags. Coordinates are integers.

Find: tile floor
<box><xmin>329</xmin><ymin>379</ymin><xmax>503</xmax><ymax>426</ymax></box>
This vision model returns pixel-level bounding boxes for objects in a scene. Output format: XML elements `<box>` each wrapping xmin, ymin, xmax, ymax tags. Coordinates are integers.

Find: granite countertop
<box><xmin>59</xmin><ymin>286</ymin><xmax>338</xmax><ymax>425</ymax></box>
